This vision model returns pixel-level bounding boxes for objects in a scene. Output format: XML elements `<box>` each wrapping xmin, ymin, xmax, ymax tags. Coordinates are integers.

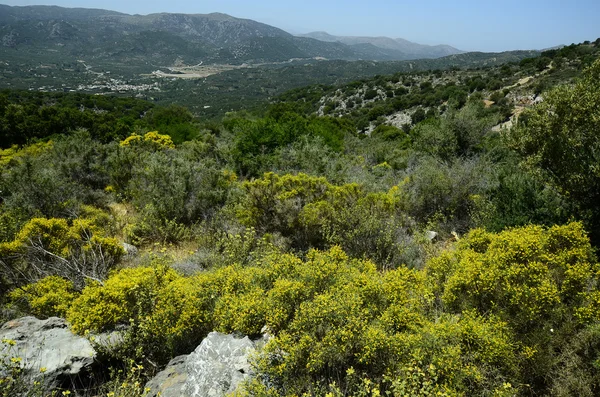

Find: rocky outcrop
<box><xmin>0</xmin><ymin>316</ymin><xmax>96</xmax><ymax>389</ymax></box>
<box><xmin>183</xmin><ymin>332</ymin><xmax>256</xmax><ymax>397</ymax></box>
<box><xmin>145</xmin><ymin>332</ymin><xmax>263</xmax><ymax>397</ymax></box>
<box><xmin>145</xmin><ymin>355</ymin><xmax>189</xmax><ymax>397</ymax></box>
<box><xmin>122</xmin><ymin>242</ymin><xmax>139</xmax><ymax>258</ymax></box>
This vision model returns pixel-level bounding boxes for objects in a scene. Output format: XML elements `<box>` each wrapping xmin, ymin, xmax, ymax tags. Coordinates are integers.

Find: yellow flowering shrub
<box><xmin>0</xmin><ymin>211</ymin><xmax>123</xmax><ymax>288</ymax></box>
<box><xmin>428</xmin><ymin>222</ymin><xmax>600</xmax><ymax>329</ymax></box>
<box><xmin>120</xmin><ymin>131</ymin><xmax>174</xmax><ymax>149</ymax></box>
<box><xmin>67</xmin><ymin>264</ymin><xmax>180</xmax><ymax>334</ymax></box>
<box><xmin>143</xmin><ymin>272</ymin><xmax>219</xmax><ymax>356</ymax></box>
<box><xmin>0</xmin><ymin>141</ymin><xmax>53</xmax><ymax>169</ymax></box>
<box><xmin>143</xmin><ymin>131</ymin><xmax>175</xmax><ymax>148</ymax></box>
<box><xmin>9</xmin><ymin>276</ymin><xmax>78</xmax><ymax>318</ymax></box>
<box><xmin>119</xmin><ymin>134</ymin><xmax>143</xmax><ymax>147</ymax></box>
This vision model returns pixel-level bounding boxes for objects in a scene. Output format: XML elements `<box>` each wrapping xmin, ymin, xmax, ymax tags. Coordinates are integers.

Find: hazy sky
<box><xmin>3</xmin><ymin>1</ymin><xmax>599</xmax><ymax>52</ymax></box>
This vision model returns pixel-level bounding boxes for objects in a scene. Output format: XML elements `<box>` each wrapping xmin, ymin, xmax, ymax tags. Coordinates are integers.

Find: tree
<box><xmin>507</xmin><ymin>59</ymin><xmax>600</xmax><ymax>240</ymax></box>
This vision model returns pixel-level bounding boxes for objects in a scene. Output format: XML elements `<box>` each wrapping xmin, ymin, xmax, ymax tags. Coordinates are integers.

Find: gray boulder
<box><xmin>145</xmin><ymin>355</ymin><xmax>188</xmax><ymax>397</ymax></box>
<box><xmin>145</xmin><ymin>332</ymin><xmax>262</xmax><ymax>397</ymax></box>
<box><xmin>184</xmin><ymin>332</ymin><xmax>256</xmax><ymax>397</ymax></box>
<box><xmin>122</xmin><ymin>242</ymin><xmax>139</xmax><ymax>258</ymax></box>
<box><xmin>0</xmin><ymin>316</ymin><xmax>96</xmax><ymax>389</ymax></box>
<box><xmin>426</xmin><ymin>230</ymin><xmax>439</xmax><ymax>242</ymax></box>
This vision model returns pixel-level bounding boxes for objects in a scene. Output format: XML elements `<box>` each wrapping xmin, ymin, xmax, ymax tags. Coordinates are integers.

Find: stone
<box><xmin>90</xmin><ymin>330</ymin><xmax>125</xmax><ymax>353</ymax></box>
<box><xmin>0</xmin><ymin>316</ymin><xmax>96</xmax><ymax>389</ymax></box>
<box><xmin>145</xmin><ymin>355</ymin><xmax>188</xmax><ymax>397</ymax></box>
<box><xmin>122</xmin><ymin>242</ymin><xmax>139</xmax><ymax>258</ymax></box>
<box><xmin>145</xmin><ymin>332</ymin><xmax>262</xmax><ymax>397</ymax></box>
<box><xmin>184</xmin><ymin>332</ymin><xmax>256</xmax><ymax>397</ymax></box>
<box><xmin>426</xmin><ymin>230</ymin><xmax>439</xmax><ymax>242</ymax></box>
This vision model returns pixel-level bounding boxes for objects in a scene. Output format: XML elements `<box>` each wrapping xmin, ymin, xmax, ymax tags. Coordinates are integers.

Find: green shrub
<box><xmin>237</xmin><ymin>173</ymin><xmax>415</xmax><ymax>268</ymax></box>
<box><xmin>507</xmin><ymin>59</ymin><xmax>600</xmax><ymax>242</ymax></box>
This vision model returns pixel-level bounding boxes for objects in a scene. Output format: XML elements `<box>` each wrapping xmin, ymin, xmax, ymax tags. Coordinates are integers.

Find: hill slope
<box><xmin>0</xmin><ymin>5</ymin><xmax>462</xmax><ymax>64</ymax></box>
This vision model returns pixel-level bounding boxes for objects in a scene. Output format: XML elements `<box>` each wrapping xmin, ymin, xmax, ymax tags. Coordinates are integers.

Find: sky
<box><xmin>3</xmin><ymin>0</ymin><xmax>599</xmax><ymax>52</ymax></box>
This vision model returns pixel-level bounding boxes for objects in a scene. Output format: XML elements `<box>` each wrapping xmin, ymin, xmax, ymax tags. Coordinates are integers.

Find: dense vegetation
<box><xmin>276</xmin><ymin>42</ymin><xmax>600</xmax><ymax>133</ymax></box>
<box><xmin>1</xmin><ymin>41</ymin><xmax>600</xmax><ymax>396</ymax></box>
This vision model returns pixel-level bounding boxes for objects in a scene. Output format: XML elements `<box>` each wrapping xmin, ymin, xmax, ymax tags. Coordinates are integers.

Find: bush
<box><xmin>8</xmin><ymin>276</ymin><xmax>77</xmax><ymax>318</ymax></box>
<box><xmin>67</xmin><ymin>264</ymin><xmax>179</xmax><ymax>334</ymax></box>
<box><xmin>226</xmin><ymin>112</ymin><xmax>352</xmax><ymax>177</ymax></box>
<box><xmin>236</xmin><ymin>173</ymin><xmax>415</xmax><ymax>268</ymax></box>
<box><xmin>426</xmin><ymin>222</ymin><xmax>600</xmax><ymax>392</ymax></box>
<box><xmin>507</xmin><ymin>59</ymin><xmax>600</xmax><ymax>242</ymax></box>
<box><xmin>0</xmin><ymin>131</ymin><xmax>110</xmax><ymax>220</ymax></box>
<box><xmin>119</xmin><ymin>144</ymin><xmax>233</xmax><ymax>244</ymax></box>
<box><xmin>0</xmin><ymin>213</ymin><xmax>123</xmax><ymax>289</ymax></box>
<box><xmin>401</xmin><ymin>156</ymin><xmax>495</xmax><ymax>233</ymax></box>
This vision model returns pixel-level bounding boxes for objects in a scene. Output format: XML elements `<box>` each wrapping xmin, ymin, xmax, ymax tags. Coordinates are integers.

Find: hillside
<box><xmin>1</xmin><ymin>4</ymin><xmax>458</xmax><ymax>64</ymax></box>
<box><xmin>2</xmin><ymin>45</ymin><xmax>600</xmax><ymax>395</ymax></box>
<box><xmin>3</xmin><ymin>3</ymin><xmax>600</xmax><ymax>395</ymax></box>
<box><xmin>275</xmin><ymin>42</ymin><xmax>600</xmax><ymax>133</ymax></box>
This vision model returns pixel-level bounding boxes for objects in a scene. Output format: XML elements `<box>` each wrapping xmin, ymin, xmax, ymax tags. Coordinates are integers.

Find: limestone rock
<box><xmin>183</xmin><ymin>332</ymin><xmax>256</xmax><ymax>397</ymax></box>
<box><xmin>0</xmin><ymin>316</ymin><xmax>96</xmax><ymax>389</ymax></box>
<box><xmin>145</xmin><ymin>355</ymin><xmax>188</xmax><ymax>397</ymax></box>
<box><xmin>122</xmin><ymin>242</ymin><xmax>139</xmax><ymax>258</ymax></box>
<box><xmin>426</xmin><ymin>230</ymin><xmax>439</xmax><ymax>242</ymax></box>
<box><xmin>145</xmin><ymin>332</ymin><xmax>262</xmax><ymax>397</ymax></box>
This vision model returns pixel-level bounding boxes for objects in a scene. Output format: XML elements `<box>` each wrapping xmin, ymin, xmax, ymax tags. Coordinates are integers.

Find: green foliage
<box><xmin>472</xmin><ymin>159</ymin><xmax>570</xmax><ymax>232</ymax></box>
<box><xmin>550</xmin><ymin>324</ymin><xmax>600</xmax><ymax>396</ymax></box>
<box><xmin>143</xmin><ymin>105</ymin><xmax>199</xmax><ymax>144</ymax></box>
<box><xmin>401</xmin><ymin>156</ymin><xmax>495</xmax><ymax>233</ymax></box>
<box><xmin>508</xmin><ymin>59</ymin><xmax>600</xmax><ymax>240</ymax></box>
<box><xmin>226</xmin><ymin>112</ymin><xmax>352</xmax><ymax>176</ymax></box>
<box><xmin>0</xmin><ymin>90</ymin><xmax>155</xmax><ymax>147</ymax></box>
<box><xmin>0</xmin><ymin>131</ymin><xmax>111</xmax><ymax>220</ymax></box>
<box><xmin>237</xmin><ymin>172</ymin><xmax>414</xmax><ymax>268</ymax></box>
<box><xmin>371</xmin><ymin>124</ymin><xmax>409</xmax><ymax>143</ymax></box>
<box><xmin>109</xmin><ymin>139</ymin><xmax>233</xmax><ymax>244</ymax></box>
<box><xmin>412</xmin><ymin>102</ymin><xmax>499</xmax><ymax>160</ymax></box>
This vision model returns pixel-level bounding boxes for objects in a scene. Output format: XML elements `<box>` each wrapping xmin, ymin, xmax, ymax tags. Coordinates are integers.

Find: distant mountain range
<box><xmin>297</xmin><ymin>31</ymin><xmax>463</xmax><ymax>59</ymax></box>
<box><xmin>0</xmin><ymin>4</ymin><xmax>462</xmax><ymax>64</ymax></box>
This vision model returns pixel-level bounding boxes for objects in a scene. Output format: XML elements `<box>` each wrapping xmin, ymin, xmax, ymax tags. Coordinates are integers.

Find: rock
<box><xmin>426</xmin><ymin>230</ymin><xmax>439</xmax><ymax>242</ymax></box>
<box><xmin>90</xmin><ymin>330</ymin><xmax>125</xmax><ymax>353</ymax></box>
<box><xmin>145</xmin><ymin>332</ymin><xmax>263</xmax><ymax>397</ymax></box>
<box><xmin>145</xmin><ymin>355</ymin><xmax>188</xmax><ymax>397</ymax></box>
<box><xmin>0</xmin><ymin>316</ymin><xmax>96</xmax><ymax>389</ymax></box>
<box><xmin>122</xmin><ymin>242</ymin><xmax>138</xmax><ymax>258</ymax></box>
<box><xmin>184</xmin><ymin>332</ymin><xmax>256</xmax><ymax>397</ymax></box>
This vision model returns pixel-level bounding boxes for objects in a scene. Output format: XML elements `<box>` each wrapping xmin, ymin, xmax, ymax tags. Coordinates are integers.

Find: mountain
<box><xmin>298</xmin><ymin>31</ymin><xmax>463</xmax><ymax>59</ymax></box>
<box><xmin>0</xmin><ymin>4</ymin><xmax>461</xmax><ymax>65</ymax></box>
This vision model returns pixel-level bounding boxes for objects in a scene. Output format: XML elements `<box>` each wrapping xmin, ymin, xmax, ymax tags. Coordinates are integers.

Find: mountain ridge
<box><xmin>0</xmin><ymin>4</ymin><xmax>463</xmax><ymax>63</ymax></box>
<box><xmin>298</xmin><ymin>31</ymin><xmax>463</xmax><ymax>59</ymax></box>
